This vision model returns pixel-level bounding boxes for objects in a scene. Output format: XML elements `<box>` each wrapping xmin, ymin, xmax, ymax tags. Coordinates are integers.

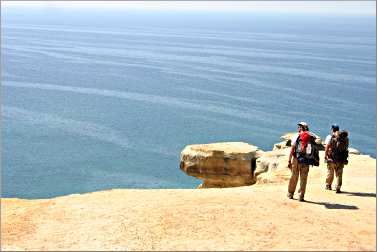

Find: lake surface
<box><xmin>2</xmin><ymin>9</ymin><xmax>376</xmax><ymax>198</ymax></box>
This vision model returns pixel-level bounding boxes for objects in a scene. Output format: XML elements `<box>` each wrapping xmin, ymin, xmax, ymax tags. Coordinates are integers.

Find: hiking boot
<box><xmin>325</xmin><ymin>185</ymin><xmax>332</xmax><ymax>190</ymax></box>
<box><xmin>336</xmin><ymin>189</ymin><xmax>342</xmax><ymax>194</ymax></box>
<box><xmin>287</xmin><ymin>193</ymin><xmax>293</xmax><ymax>199</ymax></box>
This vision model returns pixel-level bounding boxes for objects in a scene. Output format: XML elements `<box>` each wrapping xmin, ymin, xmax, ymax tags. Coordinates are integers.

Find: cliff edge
<box><xmin>1</xmin><ymin>136</ymin><xmax>376</xmax><ymax>251</ymax></box>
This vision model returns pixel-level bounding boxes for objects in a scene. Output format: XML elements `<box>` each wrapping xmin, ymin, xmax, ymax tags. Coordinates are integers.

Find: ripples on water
<box><xmin>2</xmin><ymin>11</ymin><xmax>376</xmax><ymax>198</ymax></box>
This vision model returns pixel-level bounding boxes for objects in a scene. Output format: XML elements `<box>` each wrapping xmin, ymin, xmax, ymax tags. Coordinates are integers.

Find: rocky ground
<box><xmin>1</xmin><ymin>147</ymin><xmax>376</xmax><ymax>250</ymax></box>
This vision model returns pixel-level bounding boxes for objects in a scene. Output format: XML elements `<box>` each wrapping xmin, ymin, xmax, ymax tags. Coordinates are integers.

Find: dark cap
<box><xmin>331</xmin><ymin>124</ymin><xmax>339</xmax><ymax>131</ymax></box>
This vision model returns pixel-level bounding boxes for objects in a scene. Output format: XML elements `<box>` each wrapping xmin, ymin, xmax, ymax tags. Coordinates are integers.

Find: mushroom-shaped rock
<box><xmin>180</xmin><ymin>142</ymin><xmax>262</xmax><ymax>188</ymax></box>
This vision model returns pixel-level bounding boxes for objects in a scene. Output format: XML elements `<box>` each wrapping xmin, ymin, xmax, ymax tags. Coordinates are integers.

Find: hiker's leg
<box><xmin>299</xmin><ymin>164</ymin><xmax>310</xmax><ymax>199</ymax></box>
<box><xmin>335</xmin><ymin>164</ymin><xmax>344</xmax><ymax>191</ymax></box>
<box><xmin>288</xmin><ymin>158</ymin><xmax>299</xmax><ymax>195</ymax></box>
<box><xmin>326</xmin><ymin>163</ymin><xmax>335</xmax><ymax>188</ymax></box>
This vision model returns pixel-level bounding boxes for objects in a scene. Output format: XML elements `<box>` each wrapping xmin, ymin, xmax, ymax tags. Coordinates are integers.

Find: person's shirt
<box><xmin>291</xmin><ymin>131</ymin><xmax>321</xmax><ymax>146</ymax></box>
<box><xmin>325</xmin><ymin>134</ymin><xmax>332</xmax><ymax>145</ymax></box>
<box><xmin>291</xmin><ymin>133</ymin><xmax>299</xmax><ymax>145</ymax></box>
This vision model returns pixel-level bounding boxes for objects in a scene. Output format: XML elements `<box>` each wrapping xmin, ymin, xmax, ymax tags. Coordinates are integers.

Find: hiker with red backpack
<box><xmin>325</xmin><ymin>124</ymin><xmax>349</xmax><ymax>193</ymax></box>
<box><xmin>287</xmin><ymin>122</ymin><xmax>321</xmax><ymax>202</ymax></box>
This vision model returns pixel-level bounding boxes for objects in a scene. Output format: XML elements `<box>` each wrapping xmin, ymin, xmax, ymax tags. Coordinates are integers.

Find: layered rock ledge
<box><xmin>180</xmin><ymin>142</ymin><xmax>263</xmax><ymax>188</ymax></box>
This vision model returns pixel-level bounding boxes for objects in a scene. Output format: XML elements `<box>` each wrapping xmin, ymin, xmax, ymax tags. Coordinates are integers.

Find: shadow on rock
<box><xmin>304</xmin><ymin>200</ymin><xmax>359</xmax><ymax>210</ymax></box>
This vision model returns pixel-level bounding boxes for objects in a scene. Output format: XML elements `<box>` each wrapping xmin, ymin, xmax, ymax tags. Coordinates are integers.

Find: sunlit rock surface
<box><xmin>180</xmin><ymin>142</ymin><xmax>263</xmax><ymax>188</ymax></box>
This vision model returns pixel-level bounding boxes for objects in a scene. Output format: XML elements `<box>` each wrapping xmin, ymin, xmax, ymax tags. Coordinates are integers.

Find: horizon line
<box><xmin>2</xmin><ymin>1</ymin><xmax>376</xmax><ymax>15</ymax></box>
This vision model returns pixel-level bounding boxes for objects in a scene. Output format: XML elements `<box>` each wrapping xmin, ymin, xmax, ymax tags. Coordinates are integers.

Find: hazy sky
<box><xmin>3</xmin><ymin>1</ymin><xmax>376</xmax><ymax>15</ymax></box>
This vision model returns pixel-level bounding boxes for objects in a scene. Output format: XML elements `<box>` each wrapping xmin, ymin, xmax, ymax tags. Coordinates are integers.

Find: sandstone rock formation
<box><xmin>180</xmin><ymin>133</ymin><xmax>361</xmax><ymax>189</ymax></box>
<box><xmin>255</xmin><ymin>148</ymin><xmax>291</xmax><ymax>184</ymax></box>
<box><xmin>272</xmin><ymin>140</ymin><xmax>290</xmax><ymax>150</ymax></box>
<box><xmin>349</xmin><ymin>147</ymin><xmax>361</xmax><ymax>155</ymax></box>
<box><xmin>273</xmin><ymin>132</ymin><xmax>324</xmax><ymax>151</ymax></box>
<box><xmin>180</xmin><ymin>142</ymin><xmax>263</xmax><ymax>188</ymax></box>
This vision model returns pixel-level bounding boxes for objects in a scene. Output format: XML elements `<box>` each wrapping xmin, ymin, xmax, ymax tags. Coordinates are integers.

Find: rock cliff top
<box><xmin>2</xmin><ymin>135</ymin><xmax>376</xmax><ymax>251</ymax></box>
<box><xmin>181</xmin><ymin>142</ymin><xmax>259</xmax><ymax>155</ymax></box>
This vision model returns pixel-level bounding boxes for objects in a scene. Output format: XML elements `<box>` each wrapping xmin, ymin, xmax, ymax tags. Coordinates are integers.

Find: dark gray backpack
<box><xmin>295</xmin><ymin>134</ymin><xmax>320</xmax><ymax>166</ymax></box>
<box><xmin>330</xmin><ymin>131</ymin><xmax>349</xmax><ymax>164</ymax></box>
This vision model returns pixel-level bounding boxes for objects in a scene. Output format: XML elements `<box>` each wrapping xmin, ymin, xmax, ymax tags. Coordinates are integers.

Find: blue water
<box><xmin>2</xmin><ymin>8</ymin><xmax>376</xmax><ymax>198</ymax></box>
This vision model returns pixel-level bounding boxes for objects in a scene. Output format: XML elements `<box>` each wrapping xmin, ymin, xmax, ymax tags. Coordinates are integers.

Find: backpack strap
<box><xmin>294</xmin><ymin>134</ymin><xmax>302</xmax><ymax>158</ymax></box>
<box><xmin>330</xmin><ymin>135</ymin><xmax>337</xmax><ymax>148</ymax></box>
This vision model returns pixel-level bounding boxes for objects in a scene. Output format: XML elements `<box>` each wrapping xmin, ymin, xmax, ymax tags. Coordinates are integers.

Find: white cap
<box><xmin>297</xmin><ymin>121</ymin><xmax>309</xmax><ymax>127</ymax></box>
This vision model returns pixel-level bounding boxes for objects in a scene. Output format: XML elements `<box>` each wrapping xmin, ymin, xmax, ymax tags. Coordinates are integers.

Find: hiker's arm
<box><xmin>288</xmin><ymin>145</ymin><xmax>295</xmax><ymax>168</ymax></box>
<box><xmin>325</xmin><ymin>144</ymin><xmax>330</xmax><ymax>160</ymax></box>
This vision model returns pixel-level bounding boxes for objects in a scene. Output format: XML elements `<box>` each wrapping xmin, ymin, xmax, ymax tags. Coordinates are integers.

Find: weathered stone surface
<box><xmin>349</xmin><ymin>148</ymin><xmax>361</xmax><ymax>155</ymax></box>
<box><xmin>276</xmin><ymin>132</ymin><xmax>324</xmax><ymax>150</ymax></box>
<box><xmin>255</xmin><ymin>148</ymin><xmax>291</xmax><ymax>184</ymax></box>
<box><xmin>273</xmin><ymin>140</ymin><xmax>290</xmax><ymax>151</ymax></box>
<box><xmin>280</xmin><ymin>132</ymin><xmax>296</xmax><ymax>142</ymax></box>
<box><xmin>180</xmin><ymin>142</ymin><xmax>262</xmax><ymax>188</ymax></box>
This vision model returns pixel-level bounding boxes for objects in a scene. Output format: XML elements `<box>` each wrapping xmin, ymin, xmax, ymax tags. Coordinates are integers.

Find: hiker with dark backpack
<box><xmin>287</xmin><ymin>122</ymin><xmax>321</xmax><ymax>202</ymax></box>
<box><xmin>325</xmin><ymin>124</ymin><xmax>349</xmax><ymax>193</ymax></box>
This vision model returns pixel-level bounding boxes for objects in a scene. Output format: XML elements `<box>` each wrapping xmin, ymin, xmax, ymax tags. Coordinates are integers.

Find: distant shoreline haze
<box><xmin>2</xmin><ymin>1</ymin><xmax>376</xmax><ymax>14</ymax></box>
<box><xmin>2</xmin><ymin>9</ymin><xmax>376</xmax><ymax>36</ymax></box>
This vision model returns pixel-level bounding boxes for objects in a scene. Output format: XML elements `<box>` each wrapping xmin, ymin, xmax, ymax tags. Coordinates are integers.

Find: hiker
<box><xmin>287</xmin><ymin>122</ymin><xmax>320</xmax><ymax>202</ymax></box>
<box><xmin>325</xmin><ymin>124</ymin><xmax>349</xmax><ymax>193</ymax></box>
